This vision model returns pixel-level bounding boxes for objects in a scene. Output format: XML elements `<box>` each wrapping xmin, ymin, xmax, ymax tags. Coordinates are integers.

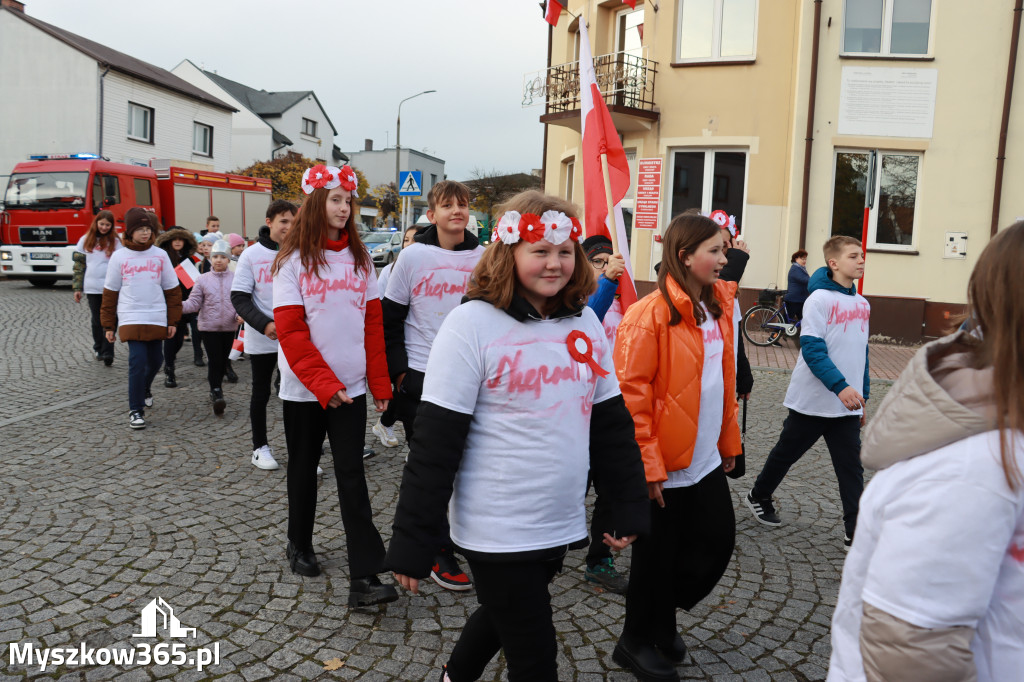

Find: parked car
<box><xmin>364</xmin><ymin>230</ymin><xmax>402</xmax><ymax>265</ymax></box>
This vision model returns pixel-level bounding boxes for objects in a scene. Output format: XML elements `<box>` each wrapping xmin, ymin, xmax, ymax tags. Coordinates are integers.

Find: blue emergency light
<box><xmin>28</xmin><ymin>153</ymin><xmax>100</xmax><ymax>160</ymax></box>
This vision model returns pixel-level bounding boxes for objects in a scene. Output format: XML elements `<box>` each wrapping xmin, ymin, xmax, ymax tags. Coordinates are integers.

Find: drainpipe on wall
<box><xmin>98</xmin><ymin>65</ymin><xmax>110</xmax><ymax>158</ymax></box>
<box><xmin>540</xmin><ymin>11</ymin><xmax>553</xmax><ymax>188</ymax></box>
<box><xmin>798</xmin><ymin>0</ymin><xmax>823</xmax><ymax>250</ymax></box>
<box><xmin>991</xmin><ymin>0</ymin><xmax>1023</xmax><ymax>236</ymax></box>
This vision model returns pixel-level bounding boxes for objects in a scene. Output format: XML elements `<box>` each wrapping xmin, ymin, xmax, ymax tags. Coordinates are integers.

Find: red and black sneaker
<box><xmin>430</xmin><ymin>551</ymin><xmax>472</xmax><ymax>591</ymax></box>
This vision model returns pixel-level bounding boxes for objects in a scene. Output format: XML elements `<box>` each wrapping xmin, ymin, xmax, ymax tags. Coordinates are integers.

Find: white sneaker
<box><xmin>251</xmin><ymin>445</ymin><xmax>280</xmax><ymax>471</ymax></box>
<box><xmin>372</xmin><ymin>419</ymin><xmax>399</xmax><ymax>447</ymax></box>
<box><xmin>317</xmin><ymin>466</ymin><xmax>324</xmax><ymax>476</ymax></box>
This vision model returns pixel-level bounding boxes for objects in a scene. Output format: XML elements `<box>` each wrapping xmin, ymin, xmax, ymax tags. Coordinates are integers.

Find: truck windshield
<box><xmin>4</xmin><ymin>172</ymin><xmax>88</xmax><ymax>209</ymax></box>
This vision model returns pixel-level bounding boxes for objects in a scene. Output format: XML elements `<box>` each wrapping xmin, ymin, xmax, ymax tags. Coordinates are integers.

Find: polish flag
<box><xmin>174</xmin><ymin>259</ymin><xmax>200</xmax><ymax>289</ymax></box>
<box><xmin>578</xmin><ymin>21</ymin><xmax>637</xmax><ymax>311</ymax></box>
<box><xmin>544</xmin><ymin>0</ymin><xmax>563</xmax><ymax>27</ymax></box>
<box><xmin>229</xmin><ymin>326</ymin><xmax>245</xmax><ymax>361</ymax></box>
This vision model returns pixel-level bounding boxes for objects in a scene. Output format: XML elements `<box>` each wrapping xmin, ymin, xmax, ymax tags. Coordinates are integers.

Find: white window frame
<box><xmin>675</xmin><ymin>0</ymin><xmax>759</xmax><ymax>64</ymax></box>
<box><xmin>302</xmin><ymin>118</ymin><xmax>318</xmax><ymax>137</ymax></box>
<box><xmin>828</xmin><ymin>148</ymin><xmax>923</xmax><ymax>252</ymax></box>
<box><xmin>127</xmin><ymin>102</ymin><xmax>153</xmax><ymax>143</ymax></box>
<box><xmin>665</xmin><ymin>147</ymin><xmax>749</xmax><ymax>227</ymax></box>
<box><xmin>564</xmin><ymin>160</ymin><xmax>575</xmax><ymax>203</ymax></box>
<box><xmin>840</xmin><ymin>0</ymin><xmax>936</xmax><ymax>58</ymax></box>
<box><xmin>192</xmin><ymin>122</ymin><xmax>213</xmax><ymax>157</ymax></box>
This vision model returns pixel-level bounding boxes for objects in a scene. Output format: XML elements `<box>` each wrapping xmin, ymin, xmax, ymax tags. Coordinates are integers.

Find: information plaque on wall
<box><xmin>838</xmin><ymin>67</ymin><xmax>938</xmax><ymax>138</ymax></box>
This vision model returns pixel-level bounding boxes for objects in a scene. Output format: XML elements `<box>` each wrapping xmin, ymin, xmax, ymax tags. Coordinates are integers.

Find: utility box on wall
<box><xmin>944</xmin><ymin>232</ymin><xmax>967</xmax><ymax>259</ymax></box>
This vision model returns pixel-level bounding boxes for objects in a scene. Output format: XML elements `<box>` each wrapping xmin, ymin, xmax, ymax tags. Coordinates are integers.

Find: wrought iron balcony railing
<box><xmin>523</xmin><ymin>49</ymin><xmax>658</xmax><ymax>114</ymax></box>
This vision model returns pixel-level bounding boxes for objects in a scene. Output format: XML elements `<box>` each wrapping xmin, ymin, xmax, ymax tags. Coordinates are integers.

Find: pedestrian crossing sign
<box><xmin>399</xmin><ymin>171</ymin><xmax>422</xmax><ymax>196</ymax></box>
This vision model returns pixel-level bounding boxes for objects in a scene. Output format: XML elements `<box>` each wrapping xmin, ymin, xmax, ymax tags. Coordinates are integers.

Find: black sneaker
<box><xmin>144</xmin><ymin>390</ymin><xmax>154</xmax><ymax>408</ymax></box>
<box><xmin>584</xmin><ymin>557</ymin><xmax>628</xmax><ymax>594</ymax></box>
<box><xmin>211</xmin><ymin>388</ymin><xmax>226</xmax><ymax>416</ymax></box>
<box><xmin>431</xmin><ymin>550</ymin><xmax>472</xmax><ymax>591</ymax></box>
<box><xmin>194</xmin><ymin>355</ymin><xmax>205</xmax><ymax>367</ymax></box>
<box><xmin>225</xmin><ymin>363</ymin><xmax>238</xmax><ymax>383</ymax></box>
<box><xmin>286</xmin><ymin>541</ymin><xmax>320</xmax><ymax>577</ymax></box>
<box><xmin>745</xmin><ymin>489</ymin><xmax>781</xmax><ymax>526</ymax></box>
<box><xmin>103</xmin><ymin>355</ymin><xmax>114</xmax><ymax>367</ymax></box>
<box><xmin>349</xmin><ymin>575</ymin><xmax>398</xmax><ymax>607</ymax></box>
<box><xmin>128</xmin><ymin>410</ymin><xmax>146</xmax><ymax>429</ymax></box>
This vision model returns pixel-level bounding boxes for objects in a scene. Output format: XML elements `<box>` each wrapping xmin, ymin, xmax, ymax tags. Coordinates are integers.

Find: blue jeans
<box><xmin>128</xmin><ymin>340</ymin><xmax>164</xmax><ymax>412</ymax></box>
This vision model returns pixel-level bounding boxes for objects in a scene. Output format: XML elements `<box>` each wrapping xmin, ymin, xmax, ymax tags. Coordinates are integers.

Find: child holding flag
<box><xmin>156</xmin><ymin>227</ymin><xmax>199</xmax><ymax>387</ymax></box>
<box><xmin>182</xmin><ymin>240</ymin><xmax>237</xmax><ymax>415</ymax></box>
<box><xmin>387</xmin><ymin>191</ymin><xmax>649</xmax><ymax>681</ymax></box>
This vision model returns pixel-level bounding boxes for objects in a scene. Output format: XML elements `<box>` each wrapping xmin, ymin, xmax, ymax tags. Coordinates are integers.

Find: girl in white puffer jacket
<box><xmin>182</xmin><ymin>240</ymin><xmax>237</xmax><ymax>415</ymax></box>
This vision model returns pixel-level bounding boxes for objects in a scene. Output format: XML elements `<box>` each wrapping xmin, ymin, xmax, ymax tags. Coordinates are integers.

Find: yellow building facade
<box><xmin>536</xmin><ymin>0</ymin><xmax>1024</xmax><ymax>341</ymax></box>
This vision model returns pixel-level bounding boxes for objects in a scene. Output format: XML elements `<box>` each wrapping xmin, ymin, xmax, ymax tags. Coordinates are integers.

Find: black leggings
<box><xmin>282</xmin><ymin>397</ymin><xmax>386</xmax><ymax>579</ymax></box>
<box><xmin>446</xmin><ymin>555</ymin><xmax>565</xmax><ymax>682</ymax></box>
<box><xmin>201</xmin><ymin>330</ymin><xmax>234</xmax><ymax>390</ymax></box>
<box><xmin>622</xmin><ymin>466</ymin><xmax>736</xmax><ymax>647</ymax></box>
<box><xmin>249</xmin><ymin>352</ymin><xmax>277</xmax><ymax>449</ymax></box>
<box><xmin>85</xmin><ymin>293</ymin><xmax>114</xmax><ymax>358</ymax></box>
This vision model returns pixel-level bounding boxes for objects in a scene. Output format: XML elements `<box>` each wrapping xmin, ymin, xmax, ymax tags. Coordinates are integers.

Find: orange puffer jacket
<box><xmin>614</xmin><ymin>277</ymin><xmax>742</xmax><ymax>482</ymax></box>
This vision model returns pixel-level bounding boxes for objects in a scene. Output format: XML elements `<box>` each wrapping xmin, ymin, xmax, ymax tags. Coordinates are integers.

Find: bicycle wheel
<box><xmin>742</xmin><ymin>305</ymin><xmax>785</xmax><ymax>347</ymax></box>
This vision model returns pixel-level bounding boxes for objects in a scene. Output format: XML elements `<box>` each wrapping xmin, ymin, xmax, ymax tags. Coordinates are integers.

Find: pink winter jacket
<box><xmin>181</xmin><ymin>269</ymin><xmax>238</xmax><ymax>332</ymax></box>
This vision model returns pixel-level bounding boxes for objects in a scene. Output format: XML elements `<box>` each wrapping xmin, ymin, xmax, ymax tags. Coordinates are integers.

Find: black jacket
<box><xmin>719</xmin><ymin>249</ymin><xmax>754</xmax><ymax>395</ymax></box>
<box><xmin>384</xmin><ymin>295</ymin><xmax>650</xmax><ymax>578</ymax></box>
<box><xmin>155</xmin><ymin>228</ymin><xmax>198</xmax><ymax>300</ymax></box>
<box><xmin>230</xmin><ymin>226</ymin><xmax>277</xmax><ymax>335</ymax></box>
<box><xmin>381</xmin><ymin>225</ymin><xmax>481</xmax><ymax>382</ymax></box>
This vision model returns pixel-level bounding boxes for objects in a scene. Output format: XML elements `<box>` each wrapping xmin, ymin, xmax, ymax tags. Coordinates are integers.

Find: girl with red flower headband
<box><xmin>270</xmin><ymin>164</ymin><xmax>397</xmax><ymax>607</ymax></box>
<box><xmin>385</xmin><ymin>190</ymin><xmax>649</xmax><ymax>681</ymax></box>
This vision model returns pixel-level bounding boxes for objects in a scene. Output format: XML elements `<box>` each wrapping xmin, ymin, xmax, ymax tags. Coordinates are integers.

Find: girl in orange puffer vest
<box><xmin>611</xmin><ymin>211</ymin><xmax>742</xmax><ymax>682</ymax></box>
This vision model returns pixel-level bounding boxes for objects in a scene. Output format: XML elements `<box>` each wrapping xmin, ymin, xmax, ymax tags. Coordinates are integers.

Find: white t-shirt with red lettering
<box><xmin>422</xmin><ymin>301</ymin><xmax>620</xmax><ymax>553</ymax></box>
<box><xmin>76</xmin><ymin>236</ymin><xmax>122</xmax><ymax>294</ymax></box>
<box><xmin>103</xmin><ymin>246</ymin><xmax>177</xmax><ymax>327</ymax></box>
<box><xmin>231</xmin><ymin>242</ymin><xmax>278</xmax><ymax>356</ymax></box>
<box><xmin>785</xmin><ymin>289</ymin><xmax>870</xmax><ymax>417</ymax></box>
<box><xmin>383</xmin><ymin>242</ymin><xmax>484</xmax><ymax>372</ymax></box>
<box><xmin>273</xmin><ymin>249</ymin><xmax>378</xmax><ymax>402</ymax></box>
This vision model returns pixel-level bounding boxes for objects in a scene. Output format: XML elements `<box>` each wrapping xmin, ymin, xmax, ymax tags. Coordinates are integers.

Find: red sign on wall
<box><xmin>634</xmin><ymin>158</ymin><xmax>662</xmax><ymax>230</ymax></box>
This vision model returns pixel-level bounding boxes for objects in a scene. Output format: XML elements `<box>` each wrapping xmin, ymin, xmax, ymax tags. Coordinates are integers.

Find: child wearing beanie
<box><xmin>182</xmin><ymin>240</ymin><xmax>238</xmax><ymax>415</ymax></box>
<box><xmin>100</xmin><ymin>208</ymin><xmax>182</xmax><ymax>429</ymax></box>
<box><xmin>226</xmin><ymin>234</ymin><xmax>245</xmax><ymax>272</ymax></box>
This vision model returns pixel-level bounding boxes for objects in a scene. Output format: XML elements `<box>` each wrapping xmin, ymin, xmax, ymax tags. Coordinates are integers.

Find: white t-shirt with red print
<box><xmin>383</xmin><ymin>242</ymin><xmax>484</xmax><ymax>372</ymax></box>
<box><xmin>666</xmin><ymin>304</ymin><xmax>726</xmax><ymax>488</ymax></box>
<box><xmin>273</xmin><ymin>249</ymin><xmax>379</xmax><ymax>402</ymax></box>
<box><xmin>829</xmin><ymin>430</ymin><xmax>1024</xmax><ymax>682</ymax></box>
<box><xmin>76</xmin><ymin>236</ymin><xmax>122</xmax><ymax>295</ymax></box>
<box><xmin>421</xmin><ymin>301</ymin><xmax>620</xmax><ymax>553</ymax></box>
<box><xmin>785</xmin><ymin>289</ymin><xmax>870</xmax><ymax>417</ymax></box>
<box><xmin>231</xmin><ymin>242</ymin><xmax>278</xmax><ymax>356</ymax></box>
<box><xmin>103</xmin><ymin>246</ymin><xmax>177</xmax><ymax>327</ymax></box>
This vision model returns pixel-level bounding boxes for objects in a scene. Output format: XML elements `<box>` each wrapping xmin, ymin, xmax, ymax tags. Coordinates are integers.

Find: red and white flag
<box><xmin>174</xmin><ymin>259</ymin><xmax>200</xmax><ymax>289</ymax></box>
<box><xmin>544</xmin><ymin>0</ymin><xmax>564</xmax><ymax>27</ymax></box>
<box><xmin>622</xmin><ymin>0</ymin><xmax>637</xmax><ymax>8</ymax></box>
<box><xmin>578</xmin><ymin>22</ymin><xmax>638</xmax><ymax>311</ymax></box>
<box><xmin>229</xmin><ymin>326</ymin><xmax>245</xmax><ymax>361</ymax></box>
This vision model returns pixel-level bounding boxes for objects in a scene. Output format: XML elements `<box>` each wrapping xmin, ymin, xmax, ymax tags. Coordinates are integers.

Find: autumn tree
<box><xmin>235</xmin><ymin>152</ymin><xmax>369</xmax><ymax>202</ymax></box>
<box><xmin>465</xmin><ymin>168</ymin><xmax>543</xmax><ymax>228</ymax></box>
<box><xmin>369</xmin><ymin>183</ymin><xmax>401</xmax><ymax>227</ymax></box>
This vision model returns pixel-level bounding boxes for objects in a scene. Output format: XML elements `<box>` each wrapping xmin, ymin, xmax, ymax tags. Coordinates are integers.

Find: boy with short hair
<box><xmin>745</xmin><ymin>235</ymin><xmax>870</xmax><ymax>548</ymax></box>
<box><xmin>382</xmin><ymin>180</ymin><xmax>483</xmax><ymax>591</ymax></box>
<box><xmin>231</xmin><ymin>199</ymin><xmax>296</xmax><ymax>470</ymax></box>
<box><xmin>205</xmin><ymin>216</ymin><xmax>221</xmax><ymax>238</ymax></box>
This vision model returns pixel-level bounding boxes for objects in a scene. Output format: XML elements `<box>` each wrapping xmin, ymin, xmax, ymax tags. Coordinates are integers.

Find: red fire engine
<box><xmin>0</xmin><ymin>154</ymin><xmax>272</xmax><ymax>286</ymax></box>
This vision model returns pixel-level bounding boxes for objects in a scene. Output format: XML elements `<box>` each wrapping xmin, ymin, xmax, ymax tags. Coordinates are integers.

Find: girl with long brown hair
<box><xmin>386</xmin><ymin>190</ymin><xmax>649</xmax><ymax>681</ymax></box>
<box><xmin>72</xmin><ymin>210</ymin><xmax>121</xmax><ymax>365</ymax></box>
<box><xmin>830</xmin><ymin>222</ymin><xmax>1024</xmax><ymax>682</ymax></box>
<box><xmin>270</xmin><ymin>165</ymin><xmax>396</xmax><ymax>607</ymax></box>
<box><xmin>613</xmin><ymin>211</ymin><xmax>741</xmax><ymax>681</ymax></box>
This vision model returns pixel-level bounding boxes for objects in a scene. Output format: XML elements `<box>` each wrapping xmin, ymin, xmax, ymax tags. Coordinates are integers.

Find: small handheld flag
<box><xmin>174</xmin><ymin>259</ymin><xmax>200</xmax><ymax>289</ymax></box>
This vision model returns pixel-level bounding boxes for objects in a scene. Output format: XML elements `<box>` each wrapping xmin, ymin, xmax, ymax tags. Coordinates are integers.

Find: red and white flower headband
<box><xmin>301</xmin><ymin>164</ymin><xmax>359</xmax><ymax>197</ymax></box>
<box><xmin>494</xmin><ymin>210</ymin><xmax>583</xmax><ymax>246</ymax></box>
<box><xmin>707</xmin><ymin>210</ymin><xmax>737</xmax><ymax>238</ymax></box>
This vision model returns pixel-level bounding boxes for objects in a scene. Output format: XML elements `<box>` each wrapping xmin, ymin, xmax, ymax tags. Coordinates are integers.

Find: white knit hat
<box><xmin>211</xmin><ymin>239</ymin><xmax>231</xmax><ymax>257</ymax></box>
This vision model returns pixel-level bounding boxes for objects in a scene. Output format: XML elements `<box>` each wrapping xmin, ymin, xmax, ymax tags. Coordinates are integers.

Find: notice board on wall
<box><xmin>634</xmin><ymin>158</ymin><xmax>663</xmax><ymax>230</ymax></box>
<box><xmin>838</xmin><ymin>67</ymin><xmax>938</xmax><ymax>138</ymax></box>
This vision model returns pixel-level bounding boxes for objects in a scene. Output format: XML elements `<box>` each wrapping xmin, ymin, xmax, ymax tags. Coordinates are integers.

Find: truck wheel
<box><xmin>28</xmin><ymin>278</ymin><xmax>57</xmax><ymax>288</ymax></box>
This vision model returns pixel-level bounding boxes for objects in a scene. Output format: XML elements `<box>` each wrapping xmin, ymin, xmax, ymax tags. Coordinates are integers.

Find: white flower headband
<box><xmin>494</xmin><ymin>210</ymin><xmax>583</xmax><ymax>246</ymax></box>
<box><xmin>301</xmin><ymin>164</ymin><xmax>359</xmax><ymax>197</ymax></box>
<box><xmin>707</xmin><ymin>209</ymin><xmax>737</xmax><ymax>238</ymax></box>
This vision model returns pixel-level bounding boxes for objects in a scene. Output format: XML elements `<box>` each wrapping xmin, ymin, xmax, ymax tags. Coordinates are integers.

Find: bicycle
<box><xmin>742</xmin><ymin>289</ymin><xmax>802</xmax><ymax>347</ymax></box>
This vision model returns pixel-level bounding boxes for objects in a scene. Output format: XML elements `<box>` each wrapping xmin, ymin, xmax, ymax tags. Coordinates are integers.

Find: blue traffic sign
<box><xmin>399</xmin><ymin>171</ymin><xmax>422</xmax><ymax>196</ymax></box>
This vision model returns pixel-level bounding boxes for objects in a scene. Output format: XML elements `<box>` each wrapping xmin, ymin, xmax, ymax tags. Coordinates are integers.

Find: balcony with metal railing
<box><xmin>523</xmin><ymin>49</ymin><xmax>659</xmax><ymax>132</ymax></box>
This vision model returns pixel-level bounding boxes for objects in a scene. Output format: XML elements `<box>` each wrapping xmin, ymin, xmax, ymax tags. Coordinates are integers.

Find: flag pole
<box><xmin>600</xmin><ymin>151</ymin><xmax>619</xmax><ymax>254</ymax></box>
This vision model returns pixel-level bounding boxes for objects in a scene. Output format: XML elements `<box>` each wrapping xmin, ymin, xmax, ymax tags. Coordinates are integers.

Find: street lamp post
<box><xmin>395</xmin><ymin>89</ymin><xmax>436</xmax><ymax>228</ymax></box>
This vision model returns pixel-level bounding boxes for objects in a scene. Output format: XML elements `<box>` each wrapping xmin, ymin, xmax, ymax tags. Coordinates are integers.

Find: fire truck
<box><xmin>0</xmin><ymin>155</ymin><xmax>272</xmax><ymax>286</ymax></box>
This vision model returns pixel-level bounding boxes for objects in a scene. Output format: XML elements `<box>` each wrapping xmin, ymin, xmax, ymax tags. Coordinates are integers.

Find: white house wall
<box><xmin>274</xmin><ymin>95</ymin><xmax>334</xmax><ymax>162</ymax></box>
<box><xmin>170</xmin><ymin>60</ymin><xmax>273</xmax><ymax>171</ymax></box>
<box><xmin>346</xmin><ymin>149</ymin><xmax>445</xmax><ymax>194</ymax></box>
<box><xmin>101</xmin><ymin>71</ymin><xmax>232</xmax><ymax>172</ymax></box>
<box><xmin>0</xmin><ymin>12</ymin><xmax>97</xmax><ymax>182</ymax></box>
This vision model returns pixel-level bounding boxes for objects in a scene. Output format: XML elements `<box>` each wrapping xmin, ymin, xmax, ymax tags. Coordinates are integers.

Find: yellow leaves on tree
<box><xmin>235</xmin><ymin>152</ymin><xmax>369</xmax><ymax>203</ymax></box>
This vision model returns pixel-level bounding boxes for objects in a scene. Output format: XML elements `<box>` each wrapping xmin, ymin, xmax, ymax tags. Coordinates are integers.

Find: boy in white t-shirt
<box><xmin>745</xmin><ymin>236</ymin><xmax>870</xmax><ymax>547</ymax></box>
<box><xmin>382</xmin><ymin>180</ymin><xmax>484</xmax><ymax>591</ymax></box>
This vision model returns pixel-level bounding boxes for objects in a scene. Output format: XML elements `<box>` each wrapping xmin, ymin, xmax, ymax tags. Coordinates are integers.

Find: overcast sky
<box><xmin>28</xmin><ymin>0</ymin><xmax>551</xmax><ymax>181</ymax></box>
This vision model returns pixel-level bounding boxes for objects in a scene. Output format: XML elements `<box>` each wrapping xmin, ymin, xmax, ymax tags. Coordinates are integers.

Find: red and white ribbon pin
<box><xmin>566</xmin><ymin>330</ymin><xmax>609</xmax><ymax>378</ymax></box>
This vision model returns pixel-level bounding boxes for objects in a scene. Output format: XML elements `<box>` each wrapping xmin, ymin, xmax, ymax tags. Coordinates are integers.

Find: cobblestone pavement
<box><xmin>1</xmin><ymin>280</ymin><xmax>893</xmax><ymax>681</ymax></box>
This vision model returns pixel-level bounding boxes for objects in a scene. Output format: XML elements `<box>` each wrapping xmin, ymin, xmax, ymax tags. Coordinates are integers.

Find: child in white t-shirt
<box><xmin>382</xmin><ymin>180</ymin><xmax>484</xmax><ymax>590</ymax></box>
<box><xmin>386</xmin><ymin>191</ymin><xmax>649</xmax><ymax>682</ymax></box>
<box><xmin>746</xmin><ymin>235</ymin><xmax>870</xmax><ymax>547</ymax></box>
<box><xmin>829</xmin><ymin>221</ymin><xmax>1024</xmax><ymax>682</ymax></box>
<box><xmin>271</xmin><ymin>164</ymin><xmax>396</xmax><ymax>608</ymax></box>
<box><xmin>72</xmin><ymin>209</ymin><xmax>122</xmax><ymax>365</ymax></box>
<box><xmin>372</xmin><ymin>224</ymin><xmax>420</xmax><ymax>449</ymax></box>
